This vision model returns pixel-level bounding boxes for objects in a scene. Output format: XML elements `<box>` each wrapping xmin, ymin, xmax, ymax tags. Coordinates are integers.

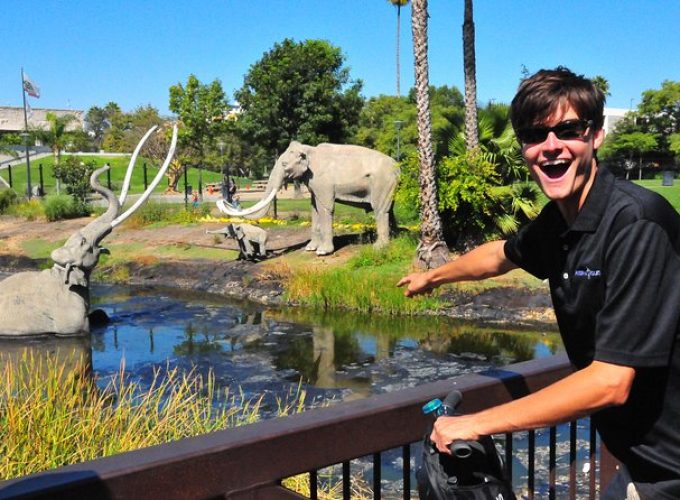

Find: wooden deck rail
<box><xmin>0</xmin><ymin>354</ymin><xmax>618</xmax><ymax>499</ymax></box>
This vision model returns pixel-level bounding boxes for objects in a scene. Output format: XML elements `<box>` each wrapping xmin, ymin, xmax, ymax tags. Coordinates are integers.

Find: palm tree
<box><xmin>411</xmin><ymin>0</ymin><xmax>449</xmax><ymax>269</ymax></box>
<box><xmin>462</xmin><ymin>0</ymin><xmax>479</xmax><ymax>151</ymax></box>
<box><xmin>388</xmin><ymin>0</ymin><xmax>410</xmax><ymax>97</ymax></box>
<box><xmin>591</xmin><ymin>75</ymin><xmax>611</xmax><ymax>97</ymax></box>
<box><xmin>39</xmin><ymin>112</ymin><xmax>76</xmax><ymax>194</ymax></box>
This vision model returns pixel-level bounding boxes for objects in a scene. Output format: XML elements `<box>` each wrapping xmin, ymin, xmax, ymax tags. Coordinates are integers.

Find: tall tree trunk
<box><xmin>396</xmin><ymin>4</ymin><xmax>402</xmax><ymax>97</ymax></box>
<box><xmin>463</xmin><ymin>0</ymin><xmax>479</xmax><ymax>151</ymax></box>
<box><xmin>411</xmin><ymin>0</ymin><xmax>449</xmax><ymax>269</ymax></box>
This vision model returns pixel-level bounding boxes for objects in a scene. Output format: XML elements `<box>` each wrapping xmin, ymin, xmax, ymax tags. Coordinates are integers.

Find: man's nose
<box><xmin>542</xmin><ymin>131</ymin><xmax>562</xmax><ymax>151</ymax></box>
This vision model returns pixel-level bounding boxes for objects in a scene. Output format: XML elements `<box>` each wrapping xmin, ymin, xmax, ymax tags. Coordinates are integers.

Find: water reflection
<box><xmin>0</xmin><ymin>335</ymin><xmax>92</xmax><ymax>382</ymax></box>
<box><xmin>86</xmin><ymin>285</ymin><xmax>562</xmax><ymax>402</ymax></box>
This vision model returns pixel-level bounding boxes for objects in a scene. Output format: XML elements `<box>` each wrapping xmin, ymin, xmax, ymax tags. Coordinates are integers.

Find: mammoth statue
<box><xmin>207</xmin><ymin>223</ymin><xmax>268</xmax><ymax>260</ymax></box>
<box><xmin>217</xmin><ymin>141</ymin><xmax>399</xmax><ymax>255</ymax></box>
<box><xmin>0</xmin><ymin>125</ymin><xmax>178</xmax><ymax>337</ymax></box>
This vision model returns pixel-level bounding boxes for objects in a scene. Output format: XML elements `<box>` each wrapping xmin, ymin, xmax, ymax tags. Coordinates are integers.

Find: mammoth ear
<box><xmin>298</xmin><ymin>151</ymin><xmax>307</xmax><ymax>160</ymax></box>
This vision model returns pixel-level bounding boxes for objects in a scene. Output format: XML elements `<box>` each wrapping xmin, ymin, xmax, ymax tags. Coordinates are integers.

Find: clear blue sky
<box><xmin>2</xmin><ymin>0</ymin><xmax>679</xmax><ymax>116</ymax></box>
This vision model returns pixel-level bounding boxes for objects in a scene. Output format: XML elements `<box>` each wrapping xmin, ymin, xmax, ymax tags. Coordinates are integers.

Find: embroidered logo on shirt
<box><xmin>574</xmin><ymin>267</ymin><xmax>601</xmax><ymax>279</ymax></box>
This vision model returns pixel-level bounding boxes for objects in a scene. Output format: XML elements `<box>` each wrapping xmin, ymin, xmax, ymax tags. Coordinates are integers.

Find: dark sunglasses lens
<box><xmin>554</xmin><ymin>121</ymin><xmax>587</xmax><ymax>140</ymax></box>
<box><xmin>518</xmin><ymin>128</ymin><xmax>548</xmax><ymax>144</ymax></box>
<box><xmin>518</xmin><ymin>120</ymin><xmax>589</xmax><ymax>144</ymax></box>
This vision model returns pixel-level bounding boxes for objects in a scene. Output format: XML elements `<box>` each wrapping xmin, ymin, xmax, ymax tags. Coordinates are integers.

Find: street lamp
<box><xmin>394</xmin><ymin>120</ymin><xmax>404</xmax><ymax>161</ymax></box>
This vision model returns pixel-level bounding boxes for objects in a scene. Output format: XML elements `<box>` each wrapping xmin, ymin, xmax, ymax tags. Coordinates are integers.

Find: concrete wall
<box><xmin>0</xmin><ymin>106</ymin><xmax>85</xmax><ymax>134</ymax></box>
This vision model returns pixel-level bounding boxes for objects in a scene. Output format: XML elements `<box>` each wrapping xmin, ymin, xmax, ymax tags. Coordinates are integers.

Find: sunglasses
<box><xmin>516</xmin><ymin>119</ymin><xmax>593</xmax><ymax>145</ymax></box>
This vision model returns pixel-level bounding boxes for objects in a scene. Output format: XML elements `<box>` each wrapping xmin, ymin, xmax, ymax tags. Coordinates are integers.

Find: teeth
<box><xmin>541</xmin><ymin>160</ymin><xmax>570</xmax><ymax>167</ymax></box>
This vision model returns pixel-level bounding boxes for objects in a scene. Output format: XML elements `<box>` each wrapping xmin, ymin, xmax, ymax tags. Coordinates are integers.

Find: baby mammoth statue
<box><xmin>207</xmin><ymin>223</ymin><xmax>268</xmax><ymax>261</ymax></box>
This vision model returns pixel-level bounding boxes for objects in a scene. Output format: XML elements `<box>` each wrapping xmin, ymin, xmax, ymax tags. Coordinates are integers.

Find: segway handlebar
<box><xmin>422</xmin><ymin>390</ymin><xmax>486</xmax><ymax>459</ymax></box>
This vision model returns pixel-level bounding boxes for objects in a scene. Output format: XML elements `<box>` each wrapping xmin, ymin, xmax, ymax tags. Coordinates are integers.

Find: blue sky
<box><xmin>2</xmin><ymin>1</ymin><xmax>679</xmax><ymax>116</ymax></box>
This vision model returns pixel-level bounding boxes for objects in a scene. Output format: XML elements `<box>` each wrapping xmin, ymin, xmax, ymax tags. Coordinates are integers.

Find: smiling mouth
<box><xmin>540</xmin><ymin>160</ymin><xmax>571</xmax><ymax>179</ymax></box>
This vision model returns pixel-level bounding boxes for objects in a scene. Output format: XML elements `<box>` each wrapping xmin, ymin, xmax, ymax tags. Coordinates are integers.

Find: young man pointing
<box><xmin>398</xmin><ymin>67</ymin><xmax>680</xmax><ymax>499</ymax></box>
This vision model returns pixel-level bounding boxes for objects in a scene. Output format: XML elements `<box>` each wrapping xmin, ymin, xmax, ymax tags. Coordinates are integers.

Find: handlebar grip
<box><xmin>449</xmin><ymin>440</ymin><xmax>472</xmax><ymax>458</ymax></box>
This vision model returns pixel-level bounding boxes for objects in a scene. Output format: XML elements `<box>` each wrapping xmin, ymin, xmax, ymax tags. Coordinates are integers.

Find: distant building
<box><xmin>603</xmin><ymin>107</ymin><xmax>631</xmax><ymax>136</ymax></box>
<box><xmin>0</xmin><ymin>106</ymin><xmax>85</xmax><ymax>136</ymax></box>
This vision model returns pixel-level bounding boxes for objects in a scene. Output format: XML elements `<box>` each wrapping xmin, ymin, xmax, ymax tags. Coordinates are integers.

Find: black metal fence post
<box><xmin>143</xmin><ymin>162</ymin><xmax>148</xmax><ymax>190</ymax></box>
<box><xmin>106</xmin><ymin>164</ymin><xmax>112</xmax><ymax>190</ymax></box>
<box><xmin>8</xmin><ymin>165</ymin><xmax>12</xmax><ymax>188</ymax></box>
<box><xmin>38</xmin><ymin>163</ymin><xmax>44</xmax><ymax>196</ymax></box>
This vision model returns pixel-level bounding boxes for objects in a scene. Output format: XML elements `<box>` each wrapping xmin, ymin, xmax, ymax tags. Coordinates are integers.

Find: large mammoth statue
<box><xmin>217</xmin><ymin>141</ymin><xmax>399</xmax><ymax>256</ymax></box>
<box><xmin>0</xmin><ymin>125</ymin><xmax>177</xmax><ymax>337</ymax></box>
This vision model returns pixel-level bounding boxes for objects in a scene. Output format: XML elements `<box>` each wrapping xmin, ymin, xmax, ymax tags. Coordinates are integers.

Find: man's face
<box><xmin>520</xmin><ymin>104</ymin><xmax>604</xmax><ymax>211</ymax></box>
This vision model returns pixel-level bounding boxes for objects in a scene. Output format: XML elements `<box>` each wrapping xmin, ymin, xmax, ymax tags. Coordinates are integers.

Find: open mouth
<box><xmin>539</xmin><ymin>160</ymin><xmax>571</xmax><ymax>179</ymax></box>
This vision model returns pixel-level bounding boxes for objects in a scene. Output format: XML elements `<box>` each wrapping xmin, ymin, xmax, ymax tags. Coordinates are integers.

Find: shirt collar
<box><xmin>568</xmin><ymin>165</ymin><xmax>615</xmax><ymax>233</ymax></box>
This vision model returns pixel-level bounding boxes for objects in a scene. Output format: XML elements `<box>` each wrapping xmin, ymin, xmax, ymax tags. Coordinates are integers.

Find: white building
<box><xmin>0</xmin><ymin>106</ymin><xmax>84</xmax><ymax>135</ymax></box>
<box><xmin>603</xmin><ymin>107</ymin><xmax>631</xmax><ymax>137</ymax></box>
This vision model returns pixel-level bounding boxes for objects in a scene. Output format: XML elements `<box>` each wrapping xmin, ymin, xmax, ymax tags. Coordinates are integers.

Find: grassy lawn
<box><xmin>635</xmin><ymin>178</ymin><xmax>680</xmax><ymax>212</ymax></box>
<box><xmin>2</xmin><ymin>155</ymin><xmax>226</xmax><ymax>197</ymax></box>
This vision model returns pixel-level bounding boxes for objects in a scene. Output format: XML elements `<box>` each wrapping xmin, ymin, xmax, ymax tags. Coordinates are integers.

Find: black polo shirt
<box><xmin>504</xmin><ymin>166</ymin><xmax>680</xmax><ymax>487</ymax></box>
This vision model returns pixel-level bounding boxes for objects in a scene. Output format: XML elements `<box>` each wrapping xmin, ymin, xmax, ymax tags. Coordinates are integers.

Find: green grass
<box><xmin>635</xmin><ymin>178</ymin><xmax>680</xmax><ymax>212</ymax></box>
<box><xmin>2</xmin><ymin>155</ymin><xmax>226</xmax><ymax>198</ymax></box>
<box><xmin>282</xmin><ymin>235</ymin><xmax>443</xmax><ymax>314</ymax></box>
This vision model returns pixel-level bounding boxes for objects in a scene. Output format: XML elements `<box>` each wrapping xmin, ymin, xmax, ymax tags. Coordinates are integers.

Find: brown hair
<box><xmin>510</xmin><ymin>66</ymin><xmax>605</xmax><ymax>133</ymax></box>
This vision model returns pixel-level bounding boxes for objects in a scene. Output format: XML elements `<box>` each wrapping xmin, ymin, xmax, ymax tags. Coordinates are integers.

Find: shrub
<box><xmin>0</xmin><ymin>189</ymin><xmax>19</xmax><ymax>214</ymax></box>
<box><xmin>43</xmin><ymin>194</ymin><xmax>90</xmax><ymax>221</ymax></box>
<box><xmin>53</xmin><ymin>156</ymin><xmax>97</xmax><ymax>207</ymax></box>
<box><xmin>7</xmin><ymin>199</ymin><xmax>44</xmax><ymax>220</ymax></box>
<box><xmin>397</xmin><ymin>151</ymin><xmax>540</xmax><ymax>249</ymax></box>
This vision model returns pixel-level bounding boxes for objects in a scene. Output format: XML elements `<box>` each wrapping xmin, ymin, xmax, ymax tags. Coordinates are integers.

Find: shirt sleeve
<box><xmin>594</xmin><ymin>220</ymin><xmax>680</xmax><ymax>367</ymax></box>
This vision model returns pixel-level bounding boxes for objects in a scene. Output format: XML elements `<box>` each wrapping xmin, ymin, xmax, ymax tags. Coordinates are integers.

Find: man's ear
<box><xmin>593</xmin><ymin>128</ymin><xmax>605</xmax><ymax>150</ymax></box>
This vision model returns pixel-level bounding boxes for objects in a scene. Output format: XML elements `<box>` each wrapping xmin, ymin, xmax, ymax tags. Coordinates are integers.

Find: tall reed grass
<box><xmin>0</xmin><ymin>351</ymin><xmax>301</xmax><ymax>481</ymax></box>
<box><xmin>283</xmin><ymin>235</ymin><xmax>443</xmax><ymax>315</ymax></box>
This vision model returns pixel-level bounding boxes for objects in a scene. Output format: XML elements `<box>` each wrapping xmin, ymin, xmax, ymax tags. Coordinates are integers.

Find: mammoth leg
<box><xmin>315</xmin><ymin>200</ymin><xmax>335</xmax><ymax>256</ymax></box>
<box><xmin>374</xmin><ymin>209</ymin><xmax>391</xmax><ymax>248</ymax></box>
<box><xmin>305</xmin><ymin>197</ymin><xmax>322</xmax><ymax>252</ymax></box>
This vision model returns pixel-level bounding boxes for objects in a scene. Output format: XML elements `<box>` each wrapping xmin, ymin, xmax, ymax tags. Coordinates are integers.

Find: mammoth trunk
<box><xmin>217</xmin><ymin>164</ymin><xmax>286</xmax><ymax>219</ymax></box>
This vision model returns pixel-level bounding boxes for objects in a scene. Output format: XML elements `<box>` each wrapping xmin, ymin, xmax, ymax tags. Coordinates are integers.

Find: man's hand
<box><xmin>396</xmin><ymin>272</ymin><xmax>435</xmax><ymax>297</ymax></box>
<box><xmin>431</xmin><ymin>414</ymin><xmax>481</xmax><ymax>454</ymax></box>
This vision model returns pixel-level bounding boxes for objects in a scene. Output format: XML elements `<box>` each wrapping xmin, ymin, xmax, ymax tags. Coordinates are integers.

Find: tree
<box><xmin>52</xmin><ymin>156</ymin><xmax>96</xmax><ymax>212</ymax></box>
<box><xmin>169</xmin><ymin>74</ymin><xmax>230</xmax><ymax>194</ymax></box>
<box><xmin>36</xmin><ymin>112</ymin><xmax>76</xmax><ymax>194</ymax></box>
<box><xmin>235</xmin><ymin>38</ymin><xmax>363</xmax><ymax>160</ymax></box>
<box><xmin>388</xmin><ymin>0</ymin><xmax>410</xmax><ymax>97</ymax></box>
<box><xmin>608</xmin><ymin>132</ymin><xmax>658</xmax><ymax>180</ymax></box>
<box><xmin>591</xmin><ymin>75</ymin><xmax>611</xmax><ymax>97</ymax></box>
<box><xmin>639</xmin><ymin>80</ymin><xmax>680</xmax><ymax>136</ymax></box>
<box><xmin>462</xmin><ymin>0</ymin><xmax>479</xmax><ymax>151</ymax></box>
<box><xmin>411</xmin><ymin>0</ymin><xmax>449</xmax><ymax>268</ymax></box>
<box><xmin>85</xmin><ymin>106</ymin><xmax>110</xmax><ymax>149</ymax></box>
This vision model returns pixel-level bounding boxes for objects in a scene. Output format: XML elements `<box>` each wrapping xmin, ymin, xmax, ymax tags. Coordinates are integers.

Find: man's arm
<box><xmin>431</xmin><ymin>360</ymin><xmax>636</xmax><ymax>453</ymax></box>
<box><xmin>397</xmin><ymin>240</ymin><xmax>517</xmax><ymax>297</ymax></box>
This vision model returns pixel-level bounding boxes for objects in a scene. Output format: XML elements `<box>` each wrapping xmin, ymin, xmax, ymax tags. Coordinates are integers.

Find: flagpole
<box><xmin>21</xmin><ymin>68</ymin><xmax>33</xmax><ymax>200</ymax></box>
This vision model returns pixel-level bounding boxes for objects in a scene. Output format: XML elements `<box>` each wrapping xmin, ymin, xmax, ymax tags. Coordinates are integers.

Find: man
<box><xmin>397</xmin><ymin>67</ymin><xmax>680</xmax><ymax>499</ymax></box>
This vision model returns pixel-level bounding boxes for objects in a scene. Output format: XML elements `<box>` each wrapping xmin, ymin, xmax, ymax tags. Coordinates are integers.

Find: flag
<box><xmin>26</xmin><ymin>101</ymin><xmax>33</xmax><ymax>119</ymax></box>
<box><xmin>22</xmin><ymin>72</ymin><xmax>40</xmax><ymax>98</ymax></box>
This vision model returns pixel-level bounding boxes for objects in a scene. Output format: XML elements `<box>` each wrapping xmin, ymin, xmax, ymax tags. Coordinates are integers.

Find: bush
<box><xmin>7</xmin><ymin>199</ymin><xmax>44</xmax><ymax>220</ymax></box>
<box><xmin>43</xmin><ymin>195</ymin><xmax>91</xmax><ymax>221</ymax></box>
<box><xmin>53</xmin><ymin>157</ymin><xmax>97</xmax><ymax>207</ymax></box>
<box><xmin>0</xmin><ymin>189</ymin><xmax>19</xmax><ymax>214</ymax></box>
<box><xmin>396</xmin><ymin>151</ymin><xmax>540</xmax><ymax>249</ymax></box>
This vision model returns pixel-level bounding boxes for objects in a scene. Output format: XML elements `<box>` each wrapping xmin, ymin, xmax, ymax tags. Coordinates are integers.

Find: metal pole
<box><xmin>8</xmin><ymin>165</ymin><xmax>12</xmax><ymax>188</ymax></box>
<box><xmin>143</xmin><ymin>162</ymin><xmax>148</xmax><ymax>190</ymax></box>
<box><xmin>183</xmin><ymin>166</ymin><xmax>189</xmax><ymax>209</ymax></box>
<box><xmin>20</xmin><ymin>68</ymin><xmax>32</xmax><ymax>199</ymax></box>
<box><xmin>198</xmin><ymin>165</ymin><xmax>203</xmax><ymax>202</ymax></box>
<box><xmin>106</xmin><ymin>164</ymin><xmax>112</xmax><ymax>190</ymax></box>
<box><xmin>39</xmin><ymin>163</ymin><xmax>44</xmax><ymax>196</ymax></box>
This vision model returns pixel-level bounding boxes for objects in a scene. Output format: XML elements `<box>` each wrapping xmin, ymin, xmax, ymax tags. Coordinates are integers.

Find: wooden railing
<box><xmin>0</xmin><ymin>354</ymin><xmax>617</xmax><ymax>499</ymax></box>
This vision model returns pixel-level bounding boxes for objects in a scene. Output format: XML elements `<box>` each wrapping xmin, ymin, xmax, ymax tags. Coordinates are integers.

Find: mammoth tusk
<box><xmin>111</xmin><ymin>124</ymin><xmax>178</xmax><ymax>228</ymax></box>
<box><xmin>216</xmin><ymin>187</ymin><xmax>278</xmax><ymax>217</ymax></box>
<box><xmin>119</xmin><ymin>125</ymin><xmax>159</xmax><ymax>205</ymax></box>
